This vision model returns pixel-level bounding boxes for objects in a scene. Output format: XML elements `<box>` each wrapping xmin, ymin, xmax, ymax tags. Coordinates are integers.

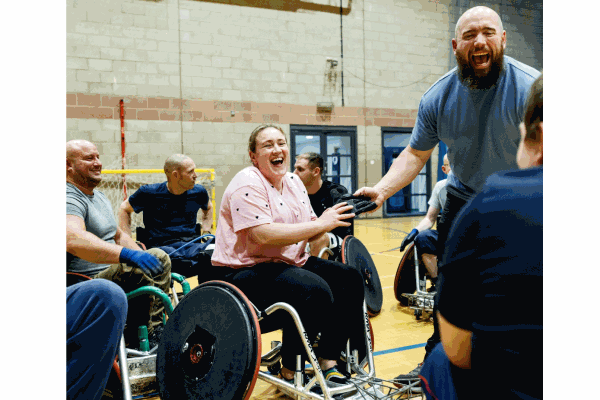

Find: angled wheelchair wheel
<box><xmin>341</xmin><ymin>236</ymin><xmax>383</xmax><ymax>317</ymax></box>
<box><xmin>394</xmin><ymin>242</ymin><xmax>418</xmax><ymax>306</ymax></box>
<box><xmin>157</xmin><ymin>281</ymin><xmax>261</xmax><ymax>400</ymax></box>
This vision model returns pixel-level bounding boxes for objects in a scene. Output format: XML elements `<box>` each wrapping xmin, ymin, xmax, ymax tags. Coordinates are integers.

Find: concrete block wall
<box><xmin>66</xmin><ymin>0</ymin><xmax>543</xmax><ymax>217</ymax></box>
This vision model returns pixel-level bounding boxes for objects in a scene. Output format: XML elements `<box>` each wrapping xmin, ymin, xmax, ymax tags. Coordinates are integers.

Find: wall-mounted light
<box><xmin>317</xmin><ymin>102</ymin><xmax>334</xmax><ymax>113</ymax></box>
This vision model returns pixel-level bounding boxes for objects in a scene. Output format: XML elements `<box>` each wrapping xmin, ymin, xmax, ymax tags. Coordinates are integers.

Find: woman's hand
<box><xmin>318</xmin><ymin>202</ymin><xmax>354</xmax><ymax>232</ymax></box>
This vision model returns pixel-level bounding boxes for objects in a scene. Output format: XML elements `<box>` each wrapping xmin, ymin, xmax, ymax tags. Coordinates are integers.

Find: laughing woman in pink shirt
<box><xmin>211</xmin><ymin>124</ymin><xmax>365</xmax><ymax>385</ymax></box>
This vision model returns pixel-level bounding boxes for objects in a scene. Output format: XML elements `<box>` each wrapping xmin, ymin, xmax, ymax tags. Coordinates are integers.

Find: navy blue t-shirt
<box><xmin>437</xmin><ymin>167</ymin><xmax>543</xmax><ymax>399</ymax></box>
<box><xmin>128</xmin><ymin>182</ymin><xmax>210</xmax><ymax>247</ymax></box>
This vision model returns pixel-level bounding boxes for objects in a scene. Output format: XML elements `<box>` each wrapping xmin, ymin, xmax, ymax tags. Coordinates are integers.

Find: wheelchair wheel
<box><xmin>341</xmin><ymin>236</ymin><xmax>383</xmax><ymax>317</ymax></box>
<box><xmin>157</xmin><ymin>281</ymin><xmax>261</xmax><ymax>400</ymax></box>
<box><xmin>393</xmin><ymin>242</ymin><xmax>418</xmax><ymax>306</ymax></box>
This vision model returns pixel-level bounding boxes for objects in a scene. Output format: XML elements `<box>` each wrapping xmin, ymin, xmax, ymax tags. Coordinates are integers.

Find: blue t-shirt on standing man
<box><xmin>410</xmin><ymin>56</ymin><xmax>540</xmax><ymax>193</ymax></box>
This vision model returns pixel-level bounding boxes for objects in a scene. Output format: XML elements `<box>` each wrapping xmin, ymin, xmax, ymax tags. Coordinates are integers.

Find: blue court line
<box><xmin>373</xmin><ymin>342</ymin><xmax>426</xmax><ymax>356</ymax></box>
<box><xmin>131</xmin><ymin>342</ymin><xmax>428</xmax><ymax>398</ymax></box>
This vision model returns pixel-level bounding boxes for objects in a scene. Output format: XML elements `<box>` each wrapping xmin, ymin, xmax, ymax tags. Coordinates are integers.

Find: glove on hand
<box><xmin>334</xmin><ymin>194</ymin><xmax>377</xmax><ymax>217</ymax></box>
<box><xmin>400</xmin><ymin>229</ymin><xmax>419</xmax><ymax>252</ymax></box>
<box><xmin>120</xmin><ymin>248</ymin><xmax>163</xmax><ymax>276</ymax></box>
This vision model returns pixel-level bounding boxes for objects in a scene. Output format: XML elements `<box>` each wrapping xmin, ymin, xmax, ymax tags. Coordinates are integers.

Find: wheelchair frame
<box><xmin>112</xmin><ymin>270</ymin><xmax>421</xmax><ymax>400</ymax></box>
<box><xmin>254</xmin><ymin>299</ymin><xmax>423</xmax><ymax>400</ymax></box>
<box><xmin>401</xmin><ymin>245</ymin><xmax>435</xmax><ymax>320</ymax></box>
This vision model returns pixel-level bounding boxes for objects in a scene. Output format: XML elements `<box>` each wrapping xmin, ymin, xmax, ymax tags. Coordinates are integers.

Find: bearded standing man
<box><xmin>354</xmin><ymin>6</ymin><xmax>540</xmax><ymax>381</ymax></box>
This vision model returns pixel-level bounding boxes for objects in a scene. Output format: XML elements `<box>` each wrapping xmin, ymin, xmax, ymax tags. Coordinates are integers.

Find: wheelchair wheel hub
<box><xmin>189</xmin><ymin>344</ymin><xmax>204</xmax><ymax>364</ymax></box>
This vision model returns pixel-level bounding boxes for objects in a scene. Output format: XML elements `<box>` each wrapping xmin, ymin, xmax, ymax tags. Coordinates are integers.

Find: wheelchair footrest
<box><xmin>402</xmin><ymin>293</ymin><xmax>435</xmax><ymax>312</ymax></box>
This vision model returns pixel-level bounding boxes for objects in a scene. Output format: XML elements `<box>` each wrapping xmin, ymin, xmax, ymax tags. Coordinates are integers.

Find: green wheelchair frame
<box><xmin>67</xmin><ymin>271</ymin><xmax>192</xmax><ymax>400</ymax></box>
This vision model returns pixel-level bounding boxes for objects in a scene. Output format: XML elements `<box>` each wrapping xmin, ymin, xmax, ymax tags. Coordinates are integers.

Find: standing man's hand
<box><xmin>353</xmin><ymin>187</ymin><xmax>384</xmax><ymax>213</ymax></box>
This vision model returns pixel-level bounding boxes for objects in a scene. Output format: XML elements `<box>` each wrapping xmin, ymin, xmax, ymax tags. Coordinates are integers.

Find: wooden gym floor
<box><xmin>148</xmin><ymin>216</ymin><xmax>431</xmax><ymax>400</ymax></box>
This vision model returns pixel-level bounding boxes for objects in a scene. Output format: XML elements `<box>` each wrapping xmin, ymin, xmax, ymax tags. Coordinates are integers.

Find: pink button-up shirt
<box><xmin>211</xmin><ymin>166</ymin><xmax>317</xmax><ymax>269</ymax></box>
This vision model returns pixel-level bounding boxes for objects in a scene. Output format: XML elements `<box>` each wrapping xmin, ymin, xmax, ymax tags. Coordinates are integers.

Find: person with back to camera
<box><xmin>399</xmin><ymin>154</ymin><xmax>451</xmax><ymax>290</ymax></box>
<box><xmin>67</xmin><ymin>279</ymin><xmax>128</xmax><ymax>400</ymax></box>
<box><xmin>211</xmin><ymin>124</ymin><xmax>366</xmax><ymax>386</ymax></box>
<box><xmin>118</xmin><ymin>154</ymin><xmax>214</xmax><ymax>278</ymax></box>
<box><xmin>293</xmin><ymin>152</ymin><xmax>351</xmax><ymax>258</ymax></box>
<box><xmin>354</xmin><ymin>6</ymin><xmax>541</xmax><ymax>382</ymax></box>
<box><xmin>418</xmin><ymin>73</ymin><xmax>543</xmax><ymax>400</ymax></box>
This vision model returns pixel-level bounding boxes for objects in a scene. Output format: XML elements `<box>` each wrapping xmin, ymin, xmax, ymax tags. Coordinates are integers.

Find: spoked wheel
<box><xmin>341</xmin><ymin>236</ymin><xmax>383</xmax><ymax>317</ymax></box>
<box><xmin>394</xmin><ymin>242</ymin><xmax>418</xmax><ymax>306</ymax></box>
<box><xmin>157</xmin><ymin>281</ymin><xmax>261</xmax><ymax>400</ymax></box>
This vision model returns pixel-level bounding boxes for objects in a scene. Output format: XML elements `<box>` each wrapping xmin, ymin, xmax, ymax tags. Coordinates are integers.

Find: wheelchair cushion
<box><xmin>158</xmin><ymin>281</ymin><xmax>261</xmax><ymax>400</ymax></box>
<box><xmin>341</xmin><ymin>236</ymin><xmax>383</xmax><ymax>317</ymax></box>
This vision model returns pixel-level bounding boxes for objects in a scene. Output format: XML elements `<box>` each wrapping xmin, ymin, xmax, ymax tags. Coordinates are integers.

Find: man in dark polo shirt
<box><xmin>293</xmin><ymin>152</ymin><xmax>352</xmax><ymax>257</ymax></box>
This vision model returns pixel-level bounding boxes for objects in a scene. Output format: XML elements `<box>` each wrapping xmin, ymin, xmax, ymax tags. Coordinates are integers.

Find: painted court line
<box><xmin>373</xmin><ymin>343</ymin><xmax>426</xmax><ymax>356</ymax></box>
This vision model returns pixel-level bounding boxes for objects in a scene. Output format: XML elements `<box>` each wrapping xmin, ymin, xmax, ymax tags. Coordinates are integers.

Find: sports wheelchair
<box><xmin>393</xmin><ymin>242</ymin><xmax>435</xmax><ymax>320</ymax></box>
<box><xmin>156</xmin><ymin>279</ymin><xmax>423</xmax><ymax>400</ymax></box>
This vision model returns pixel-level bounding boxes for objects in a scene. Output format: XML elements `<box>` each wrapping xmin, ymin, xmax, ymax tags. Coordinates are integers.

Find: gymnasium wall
<box><xmin>66</xmin><ymin>0</ymin><xmax>543</xmax><ymax>217</ymax></box>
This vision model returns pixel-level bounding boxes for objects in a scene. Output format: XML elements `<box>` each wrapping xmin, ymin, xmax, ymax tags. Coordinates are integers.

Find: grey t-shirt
<box><xmin>428</xmin><ymin>178</ymin><xmax>448</xmax><ymax>211</ymax></box>
<box><xmin>409</xmin><ymin>56</ymin><xmax>540</xmax><ymax>192</ymax></box>
<box><xmin>67</xmin><ymin>183</ymin><xmax>117</xmax><ymax>276</ymax></box>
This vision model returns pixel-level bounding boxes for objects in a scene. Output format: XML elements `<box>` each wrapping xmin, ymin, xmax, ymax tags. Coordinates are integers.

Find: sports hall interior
<box><xmin>65</xmin><ymin>0</ymin><xmax>543</xmax><ymax>399</ymax></box>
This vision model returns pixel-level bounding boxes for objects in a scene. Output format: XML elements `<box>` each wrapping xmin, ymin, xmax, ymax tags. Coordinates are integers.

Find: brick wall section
<box><xmin>66</xmin><ymin>92</ymin><xmax>416</xmax><ymax>128</ymax></box>
<box><xmin>67</xmin><ymin>0</ymin><xmax>542</xmax><ymax>218</ymax></box>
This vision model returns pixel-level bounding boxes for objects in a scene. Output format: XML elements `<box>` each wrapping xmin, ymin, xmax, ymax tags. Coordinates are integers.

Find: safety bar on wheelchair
<box><xmin>257</xmin><ymin>300</ymin><xmax>376</xmax><ymax>400</ymax></box>
<box><xmin>260</xmin><ymin>302</ymin><xmax>331</xmax><ymax>398</ymax></box>
<box><xmin>126</xmin><ymin>286</ymin><xmax>174</xmax><ymax>316</ymax></box>
<box><xmin>118</xmin><ymin>335</ymin><xmax>133</xmax><ymax>400</ymax></box>
<box><xmin>317</xmin><ymin>247</ymin><xmax>334</xmax><ymax>259</ymax></box>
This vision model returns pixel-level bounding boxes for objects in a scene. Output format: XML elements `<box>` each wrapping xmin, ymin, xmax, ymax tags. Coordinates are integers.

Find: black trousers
<box><xmin>424</xmin><ymin>185</ymin><xmax>476</xmax><ymax>360</ymax></box>
<box><xmin>223</xmin><ymin>256</ymin><xmax>365</xmax><ymax>371</ymax></box>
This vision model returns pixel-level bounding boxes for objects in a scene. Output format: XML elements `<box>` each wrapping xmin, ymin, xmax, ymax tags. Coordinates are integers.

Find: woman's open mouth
<box><xmin>271</xmin><ymin>158</ymin><xmax>284</xmax><ymax>166</ymax></box>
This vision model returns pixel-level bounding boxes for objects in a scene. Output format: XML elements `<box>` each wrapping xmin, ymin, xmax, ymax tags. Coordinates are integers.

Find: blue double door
<box><xmin>290</xmin><ymin>125</ymin><xmax>357</xmax><ymax>194</ymax></box>
<box><xmin>382</xmin><ymin>129</ymin><xmax>431</xmax><ymax>216</ymax></box>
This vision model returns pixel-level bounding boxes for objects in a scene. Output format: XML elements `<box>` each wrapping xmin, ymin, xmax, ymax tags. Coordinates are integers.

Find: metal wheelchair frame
<box><xmin>401</xmin><ymin>245</ymin><xmax>435</xmax><ymax>320</ymax></box>
<box><xmin>254</xmin><ymin>300</ymin><xmax>423</xmax><ymax>400</ymax></box>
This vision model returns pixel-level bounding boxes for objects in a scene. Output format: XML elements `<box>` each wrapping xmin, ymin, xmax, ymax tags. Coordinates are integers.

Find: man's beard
<box><xmin>455</xmin><ymin>48</ymin><xmax>504</xmax><ymax>90</ymax></box>
<box><xmin>75</xmin><ymin>171</ymin><xmax>102</xmax><ymax>188</ymax></box>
